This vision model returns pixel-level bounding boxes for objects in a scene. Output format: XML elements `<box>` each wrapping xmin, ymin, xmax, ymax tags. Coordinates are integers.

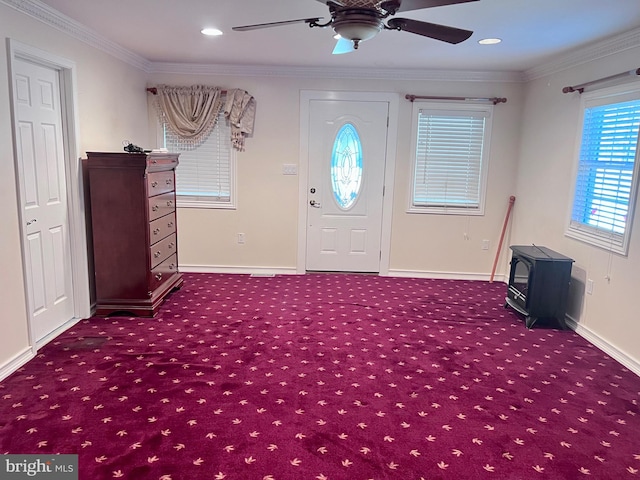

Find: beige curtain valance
<box><xmin>155</xmin><ymin>85</ymin><xmax>223</xmax><ymax>147</ymax></box>
<box><xmin>154</xmin><ymin>85</ymin><xmax>255</xmax><ymax>151</ymax></box>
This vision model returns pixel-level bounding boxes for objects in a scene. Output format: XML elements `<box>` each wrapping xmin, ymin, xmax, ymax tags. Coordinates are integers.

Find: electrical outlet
<box><xmin>482</xmin><ymin>239</ymin><xmax>490</xmax><ymax>250</ymax></box>
<box><xmin>587</xmin><ymin>279</ymin><xmax>594</xmax><ymax>295</ymax></box>
<box><xmin>237</xmin><ymin>233</ymin><xmax>245</xmax><ymax>244</ymax></box>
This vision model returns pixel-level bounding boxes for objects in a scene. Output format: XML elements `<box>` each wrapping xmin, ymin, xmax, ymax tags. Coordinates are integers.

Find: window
<box><xmin>408</xmin><ymin>102</ymin><xmax>493</xmax><ymax>215</ymax></box>
<box><xmin>163</xmin><ymin>111</ymin><xmax>235</xmax><ymax>209</ymax></box>
<box><xmin>567</xmin><ymin>85</ymin><xmax>640</xmax><ymax>255</ymax></box>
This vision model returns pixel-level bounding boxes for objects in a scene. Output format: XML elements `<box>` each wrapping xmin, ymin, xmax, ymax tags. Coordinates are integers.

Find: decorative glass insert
<box><xmin>331</xmin><ymin>123</ymin><xmax>363</xmax><ymax>210</ymax></box>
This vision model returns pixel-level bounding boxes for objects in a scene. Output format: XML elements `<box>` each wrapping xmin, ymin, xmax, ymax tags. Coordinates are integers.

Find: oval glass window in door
<box><xmin>331</xmin><ymin>123</ymin><xmax>363</xmax><ymax>210</ymax></box>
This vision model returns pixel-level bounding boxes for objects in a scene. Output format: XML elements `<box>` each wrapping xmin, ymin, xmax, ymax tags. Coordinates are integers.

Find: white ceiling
<box><xmin>36</xmin><ymin>0</ymin><xmax>640</xmax><ymax>73</ymax></box>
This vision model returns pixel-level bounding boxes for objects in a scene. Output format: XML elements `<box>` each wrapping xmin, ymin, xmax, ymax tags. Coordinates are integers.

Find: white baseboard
<box><xmin>566</xmin><ymin>315</ymin><xmax>640</xmax><ymax>377</ymax></box>
<box><xmin>179</xmin><ymin>265</ymin><xmax>299</xmax><ymax>276</ymax></box>
<box><xmin>35</xmin><ymin>316</ymin><xmax>84</xmax><ymax>350</ymax></box>
<box><xmin>387</xmin><ymin>269</ymin><xmax>507</xmax><ymax>283</ymax></box>
<box><xmin>180</xmin><ymin>266</ymin><xmax>507</xmax><ymax>282</ymax></box>
<box><xmin>1</xmin><ymin>316</ymin><xmax>85</xmax><ymax>382</ymax></box>
<box><xmin>0</xmin><ymin>346</ymin><xmax>35</xmax><ymax>382</ymax></box>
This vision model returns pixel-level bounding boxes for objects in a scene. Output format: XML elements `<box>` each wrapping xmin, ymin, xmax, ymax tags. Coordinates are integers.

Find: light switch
<box><xmin>282</xmin><ymin>164</ymin><xmax>298</xmax><ymax>175</ymax></box>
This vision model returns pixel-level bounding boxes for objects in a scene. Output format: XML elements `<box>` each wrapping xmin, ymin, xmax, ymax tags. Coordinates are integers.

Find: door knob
<box><xmin>309</xmin><ymin>200</ymin><xmax>321</xmax><ymax>208</ymax></box>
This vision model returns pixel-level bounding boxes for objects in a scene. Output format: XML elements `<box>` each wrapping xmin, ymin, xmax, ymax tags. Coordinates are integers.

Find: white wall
<box><xmin>514</xmin><ymin>47</ymin><xmax>640</xmax><ymax>367</ymax></box>
<box><xmin>0</xmin><ymin>3</ymin><xmax>149</xmax><ymax>374</ymax></box>
<box><xmin>148</xmin><ymin>72</ymin><xmax>524</xmax><ymax>277</ymax></box>
<box><xmin>389</xmin><ymin>82</ymin><xmax>523</xmax><ymax>277</ymax></box>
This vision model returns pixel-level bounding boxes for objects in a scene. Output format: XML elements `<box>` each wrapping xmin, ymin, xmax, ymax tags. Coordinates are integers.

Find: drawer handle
<box><xmin>166</xmin><ymin>179</ymin><xmax>172</xmax><ymax>185</ymax></box>
<box><xmin>167</xmin><ymin>200</ymin><xmax>174</xmax><ymax>207</ymax></box>
<box><xmin>152</xmin><ymin>205</ymin><xmax>159</xmax><ymax>212</ymax></box>
<box><xmin>168</xmin><ymin>242</ymin><xmax>175</xmax><ymax>249</ymax></box>
<box><xmin>168</xmin><ymin>222</ymin><xmax>174</xmax><ymax>228</ymax></box>
<box><xmin>154</xmin><ymin>251</ymin><xmax>161</xmax><ymax>258</ymax></box>
<box><xmin>151</xmin><ymin>181</ymin><xmax>158</xmax><ymax>187</ymax></box>
<box><xmin>169</xmin><ymin>264</ymin><xmax>176</xmax><ymax>270</ymax></box>
<box><xmin>153</xmin><ymin>228</ymin><xmax>160</xmax><ymax>235</ymax></box>
<box><xmin>155</xmin><ymin>273</ymin><xmax>162</xmax><ymax>280</ymax></box>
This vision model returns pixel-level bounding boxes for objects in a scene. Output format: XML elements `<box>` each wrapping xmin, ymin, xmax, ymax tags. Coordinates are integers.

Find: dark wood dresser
<box><xmin>86</xmin><ymin>152</ymin><xmax>183</xmax><ymax>316</ymax></box>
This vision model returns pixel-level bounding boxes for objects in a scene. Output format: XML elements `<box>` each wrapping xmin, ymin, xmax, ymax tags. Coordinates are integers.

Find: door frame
<box><xmin>7</xmin><ymin>39</ymin><xmax>91</xmax><ymax>351</ymax></box>
<box><xmin>298</xmin><ymin>90</ymin><xmax>399</xmax><ymax>275</ymax></box>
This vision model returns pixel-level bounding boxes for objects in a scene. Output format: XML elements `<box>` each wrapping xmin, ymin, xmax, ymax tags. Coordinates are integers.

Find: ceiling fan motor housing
<box><xmin>332</xmin><ymin>9</ymin><xmax>384</xmax><ymax>46</ymax></box>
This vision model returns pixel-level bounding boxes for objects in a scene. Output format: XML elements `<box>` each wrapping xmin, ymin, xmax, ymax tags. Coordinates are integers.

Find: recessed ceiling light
<box><xmin>478</xmin><ymin>38</ymin><xmax>502</xmax><ymax>45</ymax></box>
<box><xmin>201</xmin><ymin>28</ymin><xmax>223</xmax><ymax>36</ymax></box>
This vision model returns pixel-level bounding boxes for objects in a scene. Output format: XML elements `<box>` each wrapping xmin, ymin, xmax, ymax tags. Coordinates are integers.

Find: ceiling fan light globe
<box><xmin>332</xmin><ymin>15</ymin><xmax>382</xmax><ymax>43</ymax></box>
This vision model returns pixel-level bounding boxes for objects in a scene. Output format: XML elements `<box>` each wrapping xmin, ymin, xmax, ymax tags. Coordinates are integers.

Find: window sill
<box><xmin>565</xmin><ymin>227</ymin><xmax>628</xmax><ymax>256</ymax></box>
<box><xmin>407</xmin><ymin>206</ymin><xmax>484</xmax><ymax>216</ymax></box>
<box><xmin>176</xmin><ymin>198</ymin><xmax>236</xmax><ymax>210</ymax></box>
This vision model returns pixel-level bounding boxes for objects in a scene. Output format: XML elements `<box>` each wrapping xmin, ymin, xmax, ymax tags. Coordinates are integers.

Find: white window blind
<box><xmin>410</xmin><ymin>105</ymin><xmax>491</xmax><ymax>214</ymax></box>
<box><xmin>163</xmin><ymin>111</ymin><xmax>235</xmax><ymax>208</ymax></box>
<box><xmin>567</xmin><ymin>89</ymin><xmax>640</xmax><ymax>254</ymax></box>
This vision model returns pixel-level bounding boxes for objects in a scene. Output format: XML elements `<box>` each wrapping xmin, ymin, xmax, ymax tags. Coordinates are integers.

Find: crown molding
<box><xmin>1</xmin><ymin>0</ymin><xmax>152</xmax><ymax>72</ymax></box>
<box><xmin>0</xmin><ymin>0</ymin><xmax>522</xmax><ymax>83</ymax></box>
<box><xmin>5</xmin><ymin>0</ymin><xmax>638</xmax><ymax>85</ymax></box>
<box><xmin>149</xmin><ymin>62</ymin><xmax>525</xmax><ymax>83</ymax></box>
<box><xmin>524</xmin><ymin>27</ymin><xmax>640</xmax><ymax>81</ymax></box>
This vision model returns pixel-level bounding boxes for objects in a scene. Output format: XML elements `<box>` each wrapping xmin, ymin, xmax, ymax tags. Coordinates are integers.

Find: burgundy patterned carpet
<box><xmin>1</xmin><ymin>273</ymin><xmax>639</xmax><ymax>479</ymax></box>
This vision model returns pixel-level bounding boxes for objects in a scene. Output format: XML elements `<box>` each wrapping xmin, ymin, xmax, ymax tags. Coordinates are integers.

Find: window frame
<box><xmin>158</xmin><ymin>111</ymin><xmax>237</xmax><ymax>210</ymax></box>
<box><xmin>407</xmin><ymin>101</ymin><xmax>493</xmax><ymax>216</ymax></box>
<box><xmin>566</xmin><ymin>83</ymin><xmax>640</xmax><ymax>256</ymax></box>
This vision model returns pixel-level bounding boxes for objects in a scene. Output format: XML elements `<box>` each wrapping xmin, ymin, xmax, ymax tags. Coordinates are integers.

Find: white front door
<box><xmin>13</xmin><ymin>57</ymin><xmax>75</xmax><ymax>342</ymax></box>
<box><xmin>306</xmin><ymin>99</ymin><xmax>389</xmax><ymax>272</ymax></box>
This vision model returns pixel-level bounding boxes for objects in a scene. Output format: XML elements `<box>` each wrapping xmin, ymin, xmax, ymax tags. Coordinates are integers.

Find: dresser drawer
<box><xmin>149</xmin><ymin>254</ymin><xmax>178</xmax><ymax>292</ymax></box>
<box><xmin>150</xmin><ymin>233</ymin><xmax>177</xmax><ymax>269</ymax></box>
<box><xmin>148</xmin><ymin>192</ymin><xmax>175</xmax><ymax>222</ymax></box>
<box><xmin>147</xmin><ymin>154</ymin><xmax>179</xmax><ymax>172</ymax></box>
<box><xmin>149</xmin><ymin>213</ymin><xmax>176</xmax><ymax>245</ymax></box>
<box><xmin>147</xmin><ymin>170</ymin><xmax>175</xmax><ymax>196</ymax></box>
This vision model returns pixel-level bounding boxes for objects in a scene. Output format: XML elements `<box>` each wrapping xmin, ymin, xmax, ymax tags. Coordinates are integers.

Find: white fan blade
<box><xmin>332</xmin><ymin>37</ymin><xmax>355</xmax><ymax>55</ymax></box>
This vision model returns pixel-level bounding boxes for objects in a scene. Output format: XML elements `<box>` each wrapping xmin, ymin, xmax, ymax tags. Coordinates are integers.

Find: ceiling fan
<box><xmin>232</xmin><ymin>0</ymin><xmax>479</xmax><ymax>55</ymax></box>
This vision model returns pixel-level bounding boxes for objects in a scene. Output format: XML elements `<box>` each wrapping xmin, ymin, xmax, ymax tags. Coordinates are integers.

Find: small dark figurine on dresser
<box><xmin>505</xmin><ymin>245</ymin><xmax>574</xmax><ymax>329</ymax></box>
<box><xmin>86</xmin><ymin>151</ymin><xmax>183</xmax><ymax>316</ymax></box>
